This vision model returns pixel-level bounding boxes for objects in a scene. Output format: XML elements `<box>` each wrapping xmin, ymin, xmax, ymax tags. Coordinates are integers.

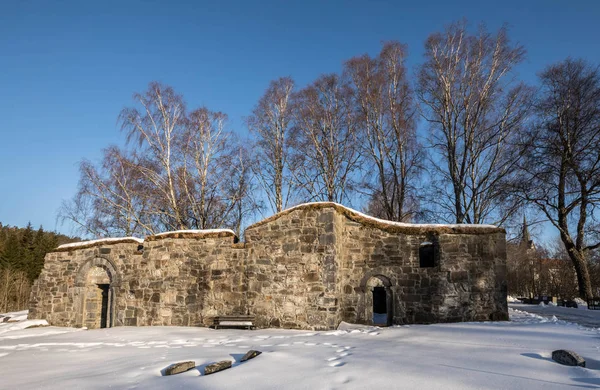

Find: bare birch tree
<box><xmin>417</xmin><ymin>21</ymin><xmax>532</xmax><ymax>224</ymax></box>
<box><xmin>291</xmin><ymin>74</ymin><xmax>361</xmax><ymax>203</ymax></box>
<box><xmin>61</xmin><ymin>82</ymin><xmax>255</xmax><ymax>238</ymax></box>
<box><xmin>346</xmin><ymin>41</ymin><xmax>421</xmax><ymax>221</ymax></box>
<box><xmin>515</xmin><ymin>59</ymin><xmax>600</xmax><ymax>299</ymax></box>
<box><xmin>247</xmin><ymin>77</ymin><xmax>296</xmax><ymax>213</ymax></box>
<box><xmin>224</xmin><ymin>145</ymin><xmax>262</xmax><ymax>237</ymax></box>
<box><xmin>119</xmin><ymin>82</ymin><xmax>188</xmax><ymax>230</ymax></box>
<box><xmin>60</xmin><ymin>146</ymin><xmax>155</xmax><ymax>237</ymax></box>
<box><xmin>180</xmin><ymin>108</ymin><xmax>232</xmax><ymax>229</ymax></box>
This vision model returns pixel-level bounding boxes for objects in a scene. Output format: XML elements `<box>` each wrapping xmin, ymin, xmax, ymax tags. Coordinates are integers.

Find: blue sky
<box><xmin>1</xmin><ymin>0</ymin><xmax>599</xmax><ymax>240</ymax></box>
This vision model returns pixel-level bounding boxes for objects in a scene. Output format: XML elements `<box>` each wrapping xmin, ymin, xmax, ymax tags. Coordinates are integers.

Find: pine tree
<box><xmin>0</xmin><ymin>221</ymin><xmax>77</xmax><ymax>282</ymax></box>
<box><xmin>0</xmin><ymin>231</ymin><xmax>21</xmax><ymax>270</ymax></box>
<box><xmin>31</xmin><ymin>227</ymin><xmax>58</xmax><ymax>281</ymax></box>
<box><xmin>19</xmin><ymin>222</ymin><xmax>35</xmax><ymax>278</ymax></box>
<box><xmin>32</xmin><ymin>227</ymin><xmax>46</xmax><ymax>281</ymax></box>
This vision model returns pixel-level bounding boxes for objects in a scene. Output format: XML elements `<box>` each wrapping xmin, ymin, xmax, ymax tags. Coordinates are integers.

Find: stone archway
<box><xmin>358</xmin><ymin>274</ymin><xmax>393</xmax><ymax>326</ymax></box>
<box><xmin>75</xmin><ymin>258</ymin><xmax>120</xmax><ymax>329</ymax></box>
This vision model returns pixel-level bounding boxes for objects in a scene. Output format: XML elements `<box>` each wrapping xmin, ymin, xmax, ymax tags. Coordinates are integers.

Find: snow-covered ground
<box><xmin>1</xmin><ymin>309</ymin><xmax>600</xmax><ymax>389</ymax></box>
<box><xmin>509</xmin><ymin>302</ymin><xmax>600</xmax><ymax>329</ymax></box>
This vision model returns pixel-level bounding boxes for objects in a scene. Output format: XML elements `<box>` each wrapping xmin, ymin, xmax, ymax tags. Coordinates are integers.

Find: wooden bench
<box><xmin>213</xmin><ymin>315</ymin><xmax>255</xmax><ymax>330</ymax></box>
<box><xmin>588</xmin><ymin>298</ymin><xmax>600</xmax><ymax>310</ymax></box>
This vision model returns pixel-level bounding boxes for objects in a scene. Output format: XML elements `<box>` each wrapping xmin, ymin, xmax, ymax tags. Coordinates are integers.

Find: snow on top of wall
<box><xmin>54</xmin><ymin>229</ymin><xmax>237</xmax><ymax>251</ymax></box>
<box><xmin>283</xmin><ymin>201</ymin><xmax>499</xmax><ymax>229</ymax></box>
<box><xmin>151</xmin><ymin>229</ymin><xmax>236</xmax><ymax>237</ymax></box>
<box><xmin>57</xmin><ymin>237</ymin><xmax>144</xmax><ymax>250</ymax></box>
<box><xmin>55</xmin><ymin>202</ymin><xmax>498</xmax><ymax>252</ymax></box>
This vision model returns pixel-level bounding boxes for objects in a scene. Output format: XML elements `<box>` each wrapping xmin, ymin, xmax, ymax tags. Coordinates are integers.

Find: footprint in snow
<box><xmin>326</xmin><ymin>345</ymin><xmax>354</xmax><ymax>368</ymax></box>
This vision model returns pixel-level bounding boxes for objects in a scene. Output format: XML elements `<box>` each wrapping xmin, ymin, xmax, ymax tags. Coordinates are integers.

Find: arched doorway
<box><xmin>360</xmin><ymin>274</ymin><xmax>393</xmax><ymax>326</ymax></box>
<box><xmin>84</xmin><ymin>267</ymin><xmax>111</xmax><ymax>329</ymax></box>
<box><xmin>76</xmin><ymin>258</ymin><xmax>119</xmax><ymax>329</ymax></box>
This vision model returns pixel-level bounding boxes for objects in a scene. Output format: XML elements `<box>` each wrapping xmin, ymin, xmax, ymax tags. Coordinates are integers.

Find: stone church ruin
<box><xmin>29</xmin><ymin>202</ymin><xmax>508</xmax><ymax>330</ymax></box>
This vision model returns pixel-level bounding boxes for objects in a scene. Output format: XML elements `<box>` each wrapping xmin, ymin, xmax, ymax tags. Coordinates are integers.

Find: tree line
<box><xmin>507</xmin><ymin>237</ymin><xmax>600</xmax><ymax>300</ymax></box>
<box><xmin>60</xmin><ymin>20</ymin><xmax>600</xmax><ymax>299</ymax></box>
<box><xmin>0</xmin><ymin>223</ymin><xmax>76</xmax><ymax>312</ymax></box>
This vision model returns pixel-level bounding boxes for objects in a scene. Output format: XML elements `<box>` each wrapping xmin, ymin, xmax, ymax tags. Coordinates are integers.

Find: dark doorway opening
<box><xmin>372</xmin><ymin>286</ymin><xmax>387</xmax><ymax>325</ymax></box>
<box><xmin>99</xmin><ymin>284</ymin><xmax>109</xmax><ymax>328</ymax></box>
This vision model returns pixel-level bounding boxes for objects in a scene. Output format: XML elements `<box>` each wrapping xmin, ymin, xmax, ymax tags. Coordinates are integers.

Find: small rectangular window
<box><xmin>419</xmin><ymin>241</ymin><xmax>435</xmax><ymax>267</ymax></box>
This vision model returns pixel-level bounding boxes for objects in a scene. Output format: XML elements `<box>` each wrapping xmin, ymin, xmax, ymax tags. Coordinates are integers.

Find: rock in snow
<box><xmin>165</xmin><ymin>361</ymin><xmax>196</xmax><ymax>376</ymax></box>
<box><xmin>204</xmin><ymin>360</ymin><xmax>232</xmax><ymax>375</ymax></box>
<box><xmin>240</xmin><ymin>350</ymin><xmax>262</xmax><ymax>362</ymax></box>
<box><xmin>552</xmin><ymin>350</ymin><xmax>586</xmax><ymax>367</ymax></box>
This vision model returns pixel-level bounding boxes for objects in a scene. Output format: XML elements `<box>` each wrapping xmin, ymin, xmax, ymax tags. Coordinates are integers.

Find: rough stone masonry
<box><xmin>29</xmin><ymin>202</ymin><xmax>508</xmax><ymax>330</ymax></box>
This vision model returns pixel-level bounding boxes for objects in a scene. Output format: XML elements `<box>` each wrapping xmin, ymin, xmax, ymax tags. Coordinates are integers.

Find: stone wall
<box><xmin>29</xmin><ymin>241</ymin><xmax>139</xmax><ymax>328</ymax></box>
<box><xmin>336</xmin><ymin>216</ymin><xmax>507</xmax><ymax>325</ymax></box>
<box><xmin>116</xmin><ymin>234</ymin><xmax>245</xmax><ymax>327</ymax></box>
<box><xmin>29</xmin><ymin>203</ymin><xmax>508</xmax><ymax>330</ymax></box>
<box><xmin>29</xmin><ymin>234</ymin><xmax>244</xmax><ymax>328</ymax></box>
<box><xmin>244</xmin><ymin>207</ymin><xmax>340</xmax><ymax>330</ymax></box>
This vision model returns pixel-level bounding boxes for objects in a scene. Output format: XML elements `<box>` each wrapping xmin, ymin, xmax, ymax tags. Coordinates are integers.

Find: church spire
<box><xmin>521</xmin><ymin>215</ymin><xmax>532</xmax><ymax>249</ymax></box>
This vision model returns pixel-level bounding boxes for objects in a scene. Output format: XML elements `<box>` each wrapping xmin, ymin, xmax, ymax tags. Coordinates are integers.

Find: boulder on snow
<box><xmin>552</xmin><ymin>350</ymin><xmax>585</xmax><ymax>367</ymax></box>
<box><xmin>204</xmin><ymin>360</ymin><xmax>232</xmax><ymax>375</ymax></box>
<box><xmin>165</xmin><ymin>361</ymin><xmax>196</xmax><ymax>376</ymax></box>
<box><xmin>24</xmin><ymin>323</ymin><xmax>49</xmax><ymax>329</ymax></box>
<box><xmin>240</xmin><ymin>350</ymin><xmax>261</xmax><ymax>362</ymax></box>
